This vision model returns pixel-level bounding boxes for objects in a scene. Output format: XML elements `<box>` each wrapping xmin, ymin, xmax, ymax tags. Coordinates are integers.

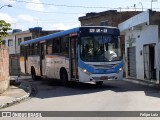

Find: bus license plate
<box><xmin>100</xmin><ymin>76</ymin><xmax>108</xmax><ymax>80</ymax></box>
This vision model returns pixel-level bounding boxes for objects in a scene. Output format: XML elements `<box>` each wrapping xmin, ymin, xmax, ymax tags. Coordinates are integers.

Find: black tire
<box><xmin>60</xmin><ymin>70</ymin><xmax>69</xmax><ymax>87</ymax></box>
<box><xmin>96</xmin><ymin>81</ymin><xmax>103</xmax><ymax>86</ymax></box>
<box><xmin>31</xmin><ymin>68</ymin><xmax>38</xmax><ymax>81</ymax></box>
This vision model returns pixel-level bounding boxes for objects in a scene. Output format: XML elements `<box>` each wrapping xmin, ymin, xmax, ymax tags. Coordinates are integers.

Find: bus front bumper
<box><xmin>79</xmin><ymin>69</ymin><xmax>123</xmax><ymax>83</ymax></box>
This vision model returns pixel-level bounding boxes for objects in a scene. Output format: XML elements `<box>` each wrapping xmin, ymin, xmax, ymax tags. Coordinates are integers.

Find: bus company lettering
<box><xmin>89</xmin><ymin>28</ymin><xmax>107</xmax><ymax>33</ymax></box>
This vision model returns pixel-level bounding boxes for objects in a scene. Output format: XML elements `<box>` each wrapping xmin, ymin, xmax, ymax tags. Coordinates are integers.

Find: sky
<box><xmin>0</xmin><ymin>0</ymin><xmax>160</xmax><ymax>31</ymax></box>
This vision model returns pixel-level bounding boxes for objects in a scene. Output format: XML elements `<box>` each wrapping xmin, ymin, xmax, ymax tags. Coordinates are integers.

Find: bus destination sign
<box><xmin>89</xmin><ymin>28</ymin><xmax>107</xmax><ymax>33</ymax></box>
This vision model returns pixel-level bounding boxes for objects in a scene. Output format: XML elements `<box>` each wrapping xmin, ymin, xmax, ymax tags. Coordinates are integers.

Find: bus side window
<box><xmin>30</xmin><ymin>44</ymin><xmax>35</xmax><ymax>55</ymax></box>
<box><xmin>27</xmin><ymin>45</ymin><xmax>30</xmax><ymax>56</ymax></box>
<box><xmin>46</xmin><ymin>40</ymin><xmax>53</xmax><ymax>55</ymax></box>
<box><xmin>61</xmin><ymin>36</ymin><xmax>69</xmax><ymax>57</ymax></box>
<box><xmin>20</xmin><ymin>46</ymin><xmax>24</xmax><ymax>56</ymax></box>
<box><xmin>53</xmin><ymin>38</ymin><xmax>61</xmax><ymax>53</ymax></box>
<box><xmin>35</xmin><ymin>43</ymin><xmax>40</xmax><ymax>55</ymax></box>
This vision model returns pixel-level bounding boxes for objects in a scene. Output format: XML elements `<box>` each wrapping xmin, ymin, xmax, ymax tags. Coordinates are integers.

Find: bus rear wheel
<box><xmin>60</xmin><ymin>70</ymin><xmax>69</xmax><ymax>87</ymax></box>
<box><xmin>31</xmin><ymin>68</ymin><xmax>38</xmax><ymax>81</ymax></box>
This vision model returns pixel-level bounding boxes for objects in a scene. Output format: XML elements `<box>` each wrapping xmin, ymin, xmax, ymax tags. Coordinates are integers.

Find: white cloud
<box><xmin>25</xmin><ymin>0</ymin><xmax>56</xmax><ymax>12</ymax></box>
<box><xmin>45</xmin><ymin>6</ymin><xmax>56</xmax><ymax>12</ymax></box>
<box><xmin>16</xmin><ymin>14</ymin><xmax>40</xmax><ymax>30</ymax></box>
<box><xmin>50</xmin><ymin>23</ymin><xmax>80</xmax><ymax>30</ymax></box>
<box><xmin>77</xmin><ymin>13</ymin><xmax>85</xmax><ymax>18</ymax></box>
<box><xmin>0</xmin><ymin>13</ymin><xmax>80</xmax><ymax>31</ymax></box>
<box><xmin>0</xmin><ymin>13</ymin><xmax>17</xmax><ymax>23</ymax></box>
<box><xmin>26</xmin><ymin>0</ymin><xmax>45</xmax><ymax>11</ymax></box>
<box><xmin>18</xmin><ymin>14</ymin><xmax>39</xmax><ymax>23</ymax></box>
<box><xmin>1</xmin><ymin>0</ymin><xmax>15</xmax><ymax>4</ymax></box>
<box><xmin>0</xmin><ymin>13</ymin><xmax>18</xmax><ymax>31</ymax></box>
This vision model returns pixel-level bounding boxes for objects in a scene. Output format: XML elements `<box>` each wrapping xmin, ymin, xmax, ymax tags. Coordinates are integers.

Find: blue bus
<box><xmin>20</xmin><ymin>26</ymin><xmax>123</xmax><ymax>86</ymax></box>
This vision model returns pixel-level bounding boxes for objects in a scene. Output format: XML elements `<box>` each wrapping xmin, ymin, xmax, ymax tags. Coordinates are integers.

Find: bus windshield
<box><xmin>80</xmin><ymin>35</ymin><xmax>122</xmax><ymax>62</ymax></box>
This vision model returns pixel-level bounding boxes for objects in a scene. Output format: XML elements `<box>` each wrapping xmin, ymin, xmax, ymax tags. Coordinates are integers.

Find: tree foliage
<box><xmin>0</xmin><ymin>20</ymin><xmax>11</xmax><ymax>45</ymax></box>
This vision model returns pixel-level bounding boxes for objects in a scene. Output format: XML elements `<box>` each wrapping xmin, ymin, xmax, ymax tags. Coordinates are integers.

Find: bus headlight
<box><xmin>82</xmin><ymin>69</ymin><xmax>91</xmax><ymax>75</ymax></box>
<box><xmin>117</xmin><ymin>68</ymin><xmax>123</xmax><ymax>74</ymax></box>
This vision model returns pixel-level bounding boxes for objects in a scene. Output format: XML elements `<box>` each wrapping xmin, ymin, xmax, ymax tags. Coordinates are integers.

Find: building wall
<box><xmin>3</xmin><ymin>34</ymin><xmax>16</xmax><ymax>55</ymax></box>
<box><xmin>2</xmin><ymin>32</ymin><xmax>32</xmax><ymax>75</ymax></box>
<box><xmin>15</xmin><ymin>32</ymin><xmax>32</xmax><ymax>54</ymax></box>
<box><xmin>0</xmin><ymin>46</ymin><xmax>9</xmax><ymax>94</ymax></box>
<box><xmin>79</xmin><ymin>10</ymin><xmax>141</xmax><ymax>27</ymax></box>
<box><xmin>125</xmin><ymin>25</ymin><xmax>159</xmax><ymax>82</ymax></box>
<box><xmin>119</xmin><ymin>10</ymin><xmax>149</xmax><ymax>32</ymax></box>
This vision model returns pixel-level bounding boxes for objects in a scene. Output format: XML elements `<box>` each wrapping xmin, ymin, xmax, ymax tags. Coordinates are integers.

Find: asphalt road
<box><xmin>1</xmin><ymin>78</ymin><xmax>160</xmax><ymax>120</ymax></box>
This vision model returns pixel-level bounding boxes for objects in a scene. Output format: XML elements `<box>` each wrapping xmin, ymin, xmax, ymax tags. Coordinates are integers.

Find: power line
<box><xmin>8</xmin><ymin>0</ymin><xmax>160</xmax><ymax>11</ymax></box>
<box><xmin>11</xmin><ymin>5</ymin><xmax>160</xmax><ymax>15</ymax></box>
<box><xmin>9</xmin><ymin>0</ymin><xmax>110</xmax><ymax>9</ymax></box>
<box><xmin>12</xmin><ymin>5</ymin><xmax>86</xmax><ymax>14</ymax></box>
<box><xmin>8</xmin><ymin>20</ymin><xmax>80</xmax><ymax>24</ymax></box>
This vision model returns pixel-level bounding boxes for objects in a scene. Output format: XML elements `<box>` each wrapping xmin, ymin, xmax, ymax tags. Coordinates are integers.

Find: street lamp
<box><xmin>0</xmin><ymin>4</ymin><xmax>12</xmax><ymax>10</ymax></box>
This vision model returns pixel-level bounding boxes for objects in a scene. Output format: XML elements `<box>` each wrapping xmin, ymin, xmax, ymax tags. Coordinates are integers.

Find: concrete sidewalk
<box><xmin>123</xmin><ymin>78</ymin><xmax>160</xmax><ymax>88</ymax></box>
<box><xmin>0</xmin><ymin>76</ymin><xmax>32</xmax><ymax>109</ymax></box>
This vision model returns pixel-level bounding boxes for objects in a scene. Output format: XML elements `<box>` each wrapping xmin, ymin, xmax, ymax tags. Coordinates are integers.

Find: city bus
<box><xmin>20</xmin><ymin>26</ymin><xmax>123</xmax><ymax>86</ymax></box>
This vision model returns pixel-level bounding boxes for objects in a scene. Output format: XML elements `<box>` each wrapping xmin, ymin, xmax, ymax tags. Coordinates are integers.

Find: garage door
<box><xmin>127</xmin><ymin>47</ymin><xmax>136</xmax><ymax>77</ymax></box>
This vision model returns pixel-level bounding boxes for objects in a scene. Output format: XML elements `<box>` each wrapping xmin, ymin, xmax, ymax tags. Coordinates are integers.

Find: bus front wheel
<box><xmin>31</xmin><ymin>67</ymin><xmax>38</xmax><ymax>80</ymax></box>
<box><xmin>96</xmin><ymin>81</ymin><xmax>103</xmax><ymax>86</ymax></box>
<box><xmin>60</xmin><ymin>70</ymin><xmax>69</xmax><ymax>87</ymax></box>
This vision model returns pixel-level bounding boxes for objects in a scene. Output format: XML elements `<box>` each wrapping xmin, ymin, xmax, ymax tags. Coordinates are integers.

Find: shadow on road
<box><xmin>27</xmin><ymin>78</ymin><xmax>160</xmax><ymax>99</ymax></box>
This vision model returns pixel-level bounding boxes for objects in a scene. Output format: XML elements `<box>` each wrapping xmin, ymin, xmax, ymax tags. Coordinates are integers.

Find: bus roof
<box><xmin>20</xmin><ymin>26</ymin><xmax>118</xmax><ymax>46</ymax></box>
<box><xmin>20</xmin><ymin>27</ymin><xmax>80</xmax><ymax>46</ymax></box>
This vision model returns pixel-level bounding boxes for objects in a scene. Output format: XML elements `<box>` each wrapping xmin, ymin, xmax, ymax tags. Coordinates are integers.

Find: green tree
<box><xmin>0</xmin><ymin>20</ymin><xmax>11</xmax><ymax>45</ymax></box>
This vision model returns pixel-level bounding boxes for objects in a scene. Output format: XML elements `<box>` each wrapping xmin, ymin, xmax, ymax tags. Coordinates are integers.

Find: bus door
<box><xmin>24</xmin><ymin>46</ymin><xmax>28</xmax><ymax>74</ymax></box>
<box><xmin>70</xmin><ymin>37</ymin><xmax>78</xmax><ymax>80</ymax></box>
<box><xmin>40</xmin><ymin>42</ymin><xmax>46</xmax><ymax>76</ymax></box>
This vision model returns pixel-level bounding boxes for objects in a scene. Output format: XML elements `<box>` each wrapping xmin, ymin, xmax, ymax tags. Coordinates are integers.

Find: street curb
<box><xmin>123</xmin><ymin>78</ymin><xmax>160</xmax><ymax>88</ymax></box>
<box><xmin>0</xmin><ymin>82</ymin><xmax>32</xmax><ymax>109</ymax></box>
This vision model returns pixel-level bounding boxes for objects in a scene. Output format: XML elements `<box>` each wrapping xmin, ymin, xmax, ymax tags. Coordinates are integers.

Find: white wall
<box><xmin>125</xmin><ymin>25</ymin><xmax>159</xmax><ymax>81</ymax></box>
<box><xmin>3</xmin><ymin>34</ymin><xmax>16</xmax><ymax>54</ymax></box>
<box><xmin>2</xmin><ymin>32</ymin><xmax>32</xmax><ymax>55</ymax></box>
<box><xmin>119</xmin><ymin>10</ymin><xmax>149</xmax><ymax>32</ymax></box>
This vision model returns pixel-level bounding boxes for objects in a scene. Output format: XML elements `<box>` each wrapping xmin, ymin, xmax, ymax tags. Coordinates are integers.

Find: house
<box><xmin>79</xmin><ymin>10</ymin><xmax>141</xmax><ymax>27</ymax></box>
<box><xmin>119</xmin><ymin>10</ymin><xmax>160</xmax><ymax>84</ymax></box>
<box><xmin>2</xmin><ymin>27</ymin><xmax>61</xmax><ymax>75</ymax></box>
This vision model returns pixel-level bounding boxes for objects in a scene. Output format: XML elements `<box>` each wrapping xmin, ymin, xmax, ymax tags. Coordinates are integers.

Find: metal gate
<box><xmin>127</xmin><ymin>47</ymin><xmax>136</xmax><ymax>77</ymax></box>
<box><xmin>9</xmin><ymin>55</ymin><xmax>20</xmax><ymax>76</ymax></box>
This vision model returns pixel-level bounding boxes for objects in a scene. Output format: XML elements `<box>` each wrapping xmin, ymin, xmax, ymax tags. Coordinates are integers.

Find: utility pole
<box><xmin>134</xmin><ymin>4</ymin><xmax>136</xmax><ymax>11</ymax></box>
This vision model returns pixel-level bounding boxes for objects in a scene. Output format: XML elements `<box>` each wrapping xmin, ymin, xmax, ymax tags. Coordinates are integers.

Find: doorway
<box><xmin>70</xmin><ymin>37</ymin><xmax>78</xmax><ymax>80</ymax></box>
<box><xmin>40</xmin><ymin>43</ymin><xmax>46</xmax><ymax>76</ymax></box>
<box><xmin>127</xmin><ymin>47</ymin><xmax>136</xmax><ymax>77</ymax></box>
<box><xmin>143</xmin><ymin>44</ymin><xmax>156</xmax><ymax>80</ymax></box>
